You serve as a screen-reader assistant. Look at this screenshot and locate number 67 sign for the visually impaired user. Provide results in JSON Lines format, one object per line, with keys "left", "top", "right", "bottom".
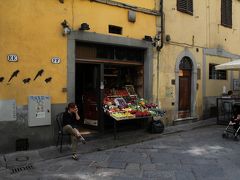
{"left": 51, "top": 57, "right": 61, "bottom": 64}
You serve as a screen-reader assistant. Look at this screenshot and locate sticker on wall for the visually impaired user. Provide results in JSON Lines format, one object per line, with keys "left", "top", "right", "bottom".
{"left": 7, "top": 54, "right": 18, "bottom": 62}
{"left": 8, "top": 70, "right": 20, "bottom": 82}
{"left": 0, "top": 77, "right": 4, "bottom": 82}
{"left": 45, "top": 77, "right": 52, "bottom": 83}
{"left": 165, "top": 86, "right": 174, "bottom": 98}
{"left": 36, "top": 112, "right": 45, "bottom": 119}
{"left": 33, "top": 69, "right": 44, "bottom": 81}
{"left": 51, "top": 57, "right": 61, "bottom": 64}
{"left": 23, "top": 78, "right": 31, "bottom": 84}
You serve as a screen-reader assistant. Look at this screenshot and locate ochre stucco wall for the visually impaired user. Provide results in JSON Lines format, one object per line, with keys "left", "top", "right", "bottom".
{"left": 163, "top": 0, "right": 208, "bottom": 48}
{"left": 164, "top": 0, "right": 240, "bottom": 54}
{"left": 152, "top": 44, "right": 203, "bottom": 122}
{"left": 205, "top": 56, "right": 231, "bottom": 97}
{"left": 156, "top": 0, "right": 240, "bottom": 120}
{"left": 208, "top": 0, "right": 240, "bottom": 53}
{"left": 0, "top": 0, "right": 157, "bottom": 105}
{"left": 115, "top": 0, "right": 155, "bottom": 9}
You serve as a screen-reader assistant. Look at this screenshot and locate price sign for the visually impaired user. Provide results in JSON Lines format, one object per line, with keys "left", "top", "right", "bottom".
{"left": 51, "top": 57, "right": 61, "bottom": 64}
{"left": 7, "top": 54, "right": 18, "bottom": 62}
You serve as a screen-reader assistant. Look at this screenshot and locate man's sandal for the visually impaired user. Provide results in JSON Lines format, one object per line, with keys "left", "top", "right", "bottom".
{"left": 76, "top": 135, "right": 86, "bottom": 144}
{"left": 80, "top": 137, "right": 86, "bottom": 144}
{"left": 72, "top": 154, "right": 78, "bottom": 160}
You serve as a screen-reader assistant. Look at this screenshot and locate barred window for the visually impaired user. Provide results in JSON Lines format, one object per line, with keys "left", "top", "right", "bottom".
{"left": 209, "top": 64, "right": 227, "bottom": 80}
{"left": 221, "top": 0, "right": 232, "bottom": 28}
{"left": 177, "top": 0, "right": 193, "bottom": 15}
{"left": 179, "top": 57, "right": 192, "bottom": 70}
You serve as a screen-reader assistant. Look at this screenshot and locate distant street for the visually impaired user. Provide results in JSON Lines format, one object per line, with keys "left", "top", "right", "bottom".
{"left": 2, "top": 125, "right": 240, "bottom": 180}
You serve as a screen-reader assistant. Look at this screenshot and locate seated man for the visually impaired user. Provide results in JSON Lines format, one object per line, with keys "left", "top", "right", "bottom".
{"left": 62, "top": 102, "right": 86, "bottom": 160}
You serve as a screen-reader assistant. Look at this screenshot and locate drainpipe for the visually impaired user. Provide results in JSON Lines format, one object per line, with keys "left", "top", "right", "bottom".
{"left": 159, "top": 0, "right": 164, "bottom": 51}
{"left": 156, "top": 0, "right": 164, "bottom": 106}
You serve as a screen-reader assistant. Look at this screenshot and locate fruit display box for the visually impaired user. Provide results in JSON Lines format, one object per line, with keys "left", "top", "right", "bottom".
{"left": 103, "top": 96, "right": 165, "bottom": 121}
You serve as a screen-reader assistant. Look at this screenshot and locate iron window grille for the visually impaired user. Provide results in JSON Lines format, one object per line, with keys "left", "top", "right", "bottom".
{"left": 179, "top": 57, "right": 193, "bottom": 70}
{"left": 209, "top": 64, "right": 227, "bottom": 80}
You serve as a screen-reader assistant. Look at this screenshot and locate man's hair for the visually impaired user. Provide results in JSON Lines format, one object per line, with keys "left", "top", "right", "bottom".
{"left": 228, "top": 90, "right": 233, "bottom": 95}
{"left": 67, "top": 102, "right": 76, "bottom": 110}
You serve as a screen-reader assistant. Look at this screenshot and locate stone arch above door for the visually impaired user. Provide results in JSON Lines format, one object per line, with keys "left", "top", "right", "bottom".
{"left": 175, "top": 49, "right": 197, "bottom": 119}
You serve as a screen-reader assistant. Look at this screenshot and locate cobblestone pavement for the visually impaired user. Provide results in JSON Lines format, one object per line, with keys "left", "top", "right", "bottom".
{"left": 1, "top": 125, "right": 240, "bottom": 180}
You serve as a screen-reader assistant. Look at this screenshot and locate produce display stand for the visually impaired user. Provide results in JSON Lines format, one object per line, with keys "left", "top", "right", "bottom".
{"left": 103, "top": 85, "right": 165, "bottom": 139}
{"left": 109, "top": 114, "right": 152, "bottom": 139}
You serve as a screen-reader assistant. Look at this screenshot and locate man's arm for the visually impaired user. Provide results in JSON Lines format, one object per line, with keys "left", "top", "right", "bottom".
{"left": 75, "top": 107, "right": 80, "bottom": 120}
{"left": 75, "top": 112, "right": 80, "bottom": 120}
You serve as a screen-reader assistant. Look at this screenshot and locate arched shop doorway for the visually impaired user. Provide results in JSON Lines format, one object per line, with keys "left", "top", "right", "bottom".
{"left": 178, "top": 57, "right": 193, "bottom": 118}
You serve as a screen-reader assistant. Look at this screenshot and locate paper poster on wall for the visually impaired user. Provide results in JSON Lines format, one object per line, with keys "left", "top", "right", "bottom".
{"left": 0, "top": 100, "right": 16, "bottom": 121}
{"left": 233, "top": 79, "right": 240, "bottom": 91}
{"left": 28, "top": 96, "right": 51, "bottom": 127}
{"left": 165, "top": 86, "right": 174, "bottom": 98}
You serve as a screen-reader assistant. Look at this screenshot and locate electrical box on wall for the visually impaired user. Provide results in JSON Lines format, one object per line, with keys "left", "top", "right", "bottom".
{"left": 128, "top": 10, "right": 136, "bottom": 23}
{"left": 28, "top": 96, "right": 51, "bottom": 127}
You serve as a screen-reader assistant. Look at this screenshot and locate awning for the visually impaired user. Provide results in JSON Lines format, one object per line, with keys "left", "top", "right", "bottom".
{"left": 215, "top": 59, "right": 240, "bottom": 70}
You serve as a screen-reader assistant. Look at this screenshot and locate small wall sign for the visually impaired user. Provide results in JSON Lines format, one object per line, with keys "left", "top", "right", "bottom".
{"left": 7, "top": 54, "right": 18, "bottom": 62}
{"left": 233, "top": 79, "right": 240, "bottom": 91}
{"left": 51, "top": 57, "right": 61, "bottom": 64}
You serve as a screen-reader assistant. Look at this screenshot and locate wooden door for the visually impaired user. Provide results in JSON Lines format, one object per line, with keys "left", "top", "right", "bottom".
{"left": 179, "top": 70, "right": 191, "bottom": 111}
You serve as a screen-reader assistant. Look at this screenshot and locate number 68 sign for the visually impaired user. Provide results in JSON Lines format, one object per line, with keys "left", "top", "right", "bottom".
{"left": 51, "top": 57, "right": 61, "bottom": 64}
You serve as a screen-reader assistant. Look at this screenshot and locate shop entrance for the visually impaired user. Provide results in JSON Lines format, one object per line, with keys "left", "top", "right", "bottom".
{"left": 75, "top": 63, "right": 102, "bottom": 130}
{"left": 178, "top": 57, "right": 193, "bottom": 118}
{"left": 75, "top": 41, "right": 145, "bottom": 133}
{"left": 75, "top": 62, "right": 144, "bottom": 132}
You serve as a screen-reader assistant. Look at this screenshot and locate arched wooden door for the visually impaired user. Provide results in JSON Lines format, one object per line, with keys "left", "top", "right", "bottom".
{"left": 179, "top": 57, "right": 192, "bottom": 118}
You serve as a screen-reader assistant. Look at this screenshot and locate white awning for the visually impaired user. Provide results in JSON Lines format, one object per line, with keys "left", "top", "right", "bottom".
{"left": 215, "top": 59, "right": 240, "bottom": 70}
